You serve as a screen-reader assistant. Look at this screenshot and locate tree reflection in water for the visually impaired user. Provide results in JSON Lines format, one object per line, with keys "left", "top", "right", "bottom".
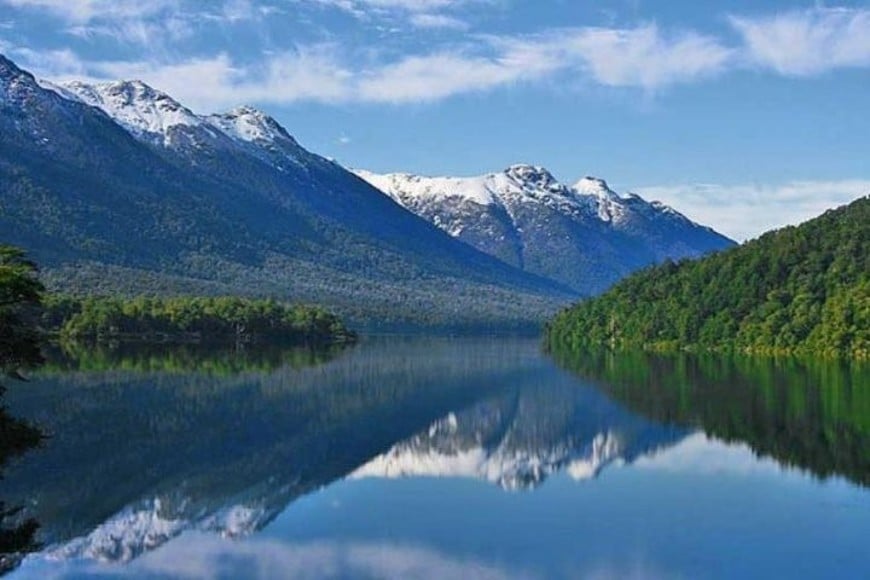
{"left": 550, "top": 346, "right": 870, "bottom": 487}
{"left": 0, "top": 245, "right": 47, "bottom": 575}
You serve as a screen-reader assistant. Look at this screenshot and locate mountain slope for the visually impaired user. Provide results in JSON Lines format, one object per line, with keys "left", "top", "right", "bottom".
{"left": 0, "top": 55, "right": 571, "bottom": 327}
{"left": 546, "top": 196, "right": 870, "bottom": 357}
{"left": 356, "top": 165, "right": 734, "bottom": 294}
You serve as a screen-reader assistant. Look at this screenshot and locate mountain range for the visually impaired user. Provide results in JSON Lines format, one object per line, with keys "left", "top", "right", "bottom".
{"left": 0, "top": 54, "right": 732, "bottom": 325}
{"left": 356, "top": 166, "right": 734, "bottom": 294}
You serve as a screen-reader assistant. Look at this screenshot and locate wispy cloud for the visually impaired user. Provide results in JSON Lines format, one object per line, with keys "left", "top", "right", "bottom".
{"left": 635, "top": 180, "right": 870, "bottom": 241}
{"left": 312, "top": 0, "right": 475, "bottom": 13}
{"left": 0, "top": 0, "right": 264, "bottom": 44}
{"left": 568, "top": 25, "right": 732, "bottom": 89}
{"left": 409, "top": 13, "right": 469, "bottom": 30}
{"left": 7, "top": 3, "right": 870, "bottom": 108}
{"left": 730, "top": 7, "right": 870, "bottom": 75}
{"left": 0, "top": 0, "right": 179, "bottom": 23}
{"left": 9, "top": 22, "right": 734, "bottom": 108}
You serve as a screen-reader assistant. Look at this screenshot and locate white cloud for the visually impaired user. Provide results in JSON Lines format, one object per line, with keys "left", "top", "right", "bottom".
{"left": 409, "top": 13, "right": 468, "bottom": 30}
{"left": 356, "top": 48, "right": 555, "bottom": 102}
{"left": 635, "top": 180, "right": 870, "bottom": 241}
{"left": 11, "top": 21, "right": 734, "bottom": 109}
{"left": 0, "top": 0, "right": 179, "bottom": 23}
{"left": 353, "top": 24, "right": 732, "bottom": 102}
{"left": 10, "top": 5, "right": 870, "bottom": 109}
{"left": 17, "top": 46, "right": 353, "bottom": 110}
{"left": 731, "top": 7, "right": 870, "bottom": 75}
{"left": 0, "top": 0, "right": 263, "bottom": 44}
{"left": 562, "top": 25, "right": 733, "bottom": 89}
{"left": 313, "top": 0, "right": 473, "bottom": 13}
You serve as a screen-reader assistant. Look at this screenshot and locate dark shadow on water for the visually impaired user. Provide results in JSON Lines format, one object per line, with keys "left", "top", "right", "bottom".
{"left": 0, "top": 318, "right": 47, "bottom": 575}
{"left": 548, "top": 346, "right": 870, "bottom": 487}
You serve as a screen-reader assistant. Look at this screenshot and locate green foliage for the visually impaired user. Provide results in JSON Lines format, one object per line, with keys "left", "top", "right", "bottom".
{"left": 547, "top": 197, "right": 870, "bottom": 358}
{"left": 41, "top": 294, "right": 357, "bottom": 344}
{"left": 0, "top": 244, "right": 44, "bottom": 573}
{"left": 0, "top": 244, "right": 45, "bottom": 380}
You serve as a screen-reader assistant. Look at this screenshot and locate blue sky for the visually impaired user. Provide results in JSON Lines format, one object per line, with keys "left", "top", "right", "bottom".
{"left": 1, "top": 0, "right": 868, "bottom": 239}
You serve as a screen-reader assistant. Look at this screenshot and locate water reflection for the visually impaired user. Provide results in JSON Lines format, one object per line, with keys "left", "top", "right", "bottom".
{"left": 1, "top": 338, "right": 556, "bottom": 563}
{"left": 550, "top": 347, "right": 870, "bottom": 487}
{"left": 0, "top": 314, "right": 46, "bottom": 575}
{"left": 351, "top": 379, "right": 686, "bottom": 490}
{"left": 2, "top": 338, "right": 868, "bottom": 578}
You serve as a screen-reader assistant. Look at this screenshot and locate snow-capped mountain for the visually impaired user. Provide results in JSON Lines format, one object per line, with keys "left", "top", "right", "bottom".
{"left": 357, "top": 165, "right": 735, "bottom": 294}
{"left": 57, "top": 80, "right": 313, "bottom": 168}
{"left": 57, "top": 80, "right": 204, "bottom": 146}
{"left": 1, "top": 54, "right": 571, "bottom": 327}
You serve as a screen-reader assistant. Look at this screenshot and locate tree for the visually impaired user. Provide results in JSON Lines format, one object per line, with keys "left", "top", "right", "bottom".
{"left": 0, "top": 244, "right": 45, "bottom": 574}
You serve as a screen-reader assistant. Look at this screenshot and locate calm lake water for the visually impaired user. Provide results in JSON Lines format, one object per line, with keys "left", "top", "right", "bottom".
{"left": 1, "top": 337, "right": 868, "bottom": 579}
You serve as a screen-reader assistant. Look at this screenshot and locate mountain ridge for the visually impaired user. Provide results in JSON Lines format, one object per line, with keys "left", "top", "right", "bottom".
{"left": 0, "top": 54, "right": 573, "bottom": 328}
{"left": 356, "top": 165, "right": 735, "bottom": 294}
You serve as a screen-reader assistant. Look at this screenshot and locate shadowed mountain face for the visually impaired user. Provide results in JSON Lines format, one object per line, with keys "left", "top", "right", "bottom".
{"left": 356, "top": 166, "right": 734, "bottom": 294}
{"left": 0, "top": 55, "right": 571, "bottom": 329}
{"left": 0, "top": 338, "right": 687, "bottom": 565}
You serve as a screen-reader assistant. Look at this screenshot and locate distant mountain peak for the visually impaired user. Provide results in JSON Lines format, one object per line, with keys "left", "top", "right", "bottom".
{"left": 504, "top": 163, "right": 557, "bottom": 183}
{"left": 60, "top": 79, "right": 201, "bottom": 143}
{"left": 357, "top": 166, "right": 734, "bottom": 294}
{"left": 0, "top": 53, "right": 40, "bottom": 100}
{"left": 572, "top": 176, "right": 619, "bottom": 199}
{"left": 0, "top": 53, "right": 22, "bottom": 78}
{"left": 207, "top": 106, "right": 298, "bottom": 146}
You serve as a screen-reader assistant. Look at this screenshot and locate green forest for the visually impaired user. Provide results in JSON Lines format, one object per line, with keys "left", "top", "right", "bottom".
{"left": 546, "top": 196, "right": 869, "bottom": 358}
{"left": 42, "top": 295, "right": 357, "bottom": 344}
{"left": 0, "top": 244, "right": 357, "bottom": 345}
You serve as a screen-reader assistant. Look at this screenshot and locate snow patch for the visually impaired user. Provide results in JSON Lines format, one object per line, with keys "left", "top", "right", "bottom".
{"left": 60, "top": 80, "right": 201, "bottom": 144}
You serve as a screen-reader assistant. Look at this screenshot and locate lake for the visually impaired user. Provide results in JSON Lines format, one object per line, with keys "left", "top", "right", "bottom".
{"left": 1, "top": 337, "right": 868, "bottom": 579}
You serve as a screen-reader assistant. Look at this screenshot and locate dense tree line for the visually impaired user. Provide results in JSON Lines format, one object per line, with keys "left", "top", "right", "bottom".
{"left": 38, "top": 261, "right": 561, "bottom": 332}
{"left": 42, "top": 295, "right": 357, "bottom": 344}
{"left": 546, "top": 196, "right": 869, "bottom": 358}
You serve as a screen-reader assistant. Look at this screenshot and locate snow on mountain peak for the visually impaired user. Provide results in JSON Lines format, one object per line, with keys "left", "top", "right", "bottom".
{"left": 573, "top": 176, "right": 619, "bottom": 199}
{"left": 355, "top": 164, "right": 579, "bottom": 211}
{"left": 0, "top": 53, "right": 44, "bottom": 104}
{"left": 0, "top": 53, "right": 20, "bottom": 81}
{"left": 60, "top": 79, "right": 201, "bottom": 143}
{"left": 504, "top": 164, "right": 560, "bottom": 188}
{"left": 354, "top": 170, "right": 501, "bottom": 206}
{"left": 206, "top": 105, "right": 298, "bottom": 146}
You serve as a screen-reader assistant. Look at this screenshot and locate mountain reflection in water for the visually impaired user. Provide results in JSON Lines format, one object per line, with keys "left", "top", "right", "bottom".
{"left": 0, "top": 337, "right": 867, "bottom": 578}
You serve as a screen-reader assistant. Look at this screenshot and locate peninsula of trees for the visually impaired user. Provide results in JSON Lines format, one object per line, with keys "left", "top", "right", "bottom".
{"left": 546, "top": 196, "right": 869, "bottom": 358}
{"left": 1, "top": 244, "right": 357, "bottom": 345}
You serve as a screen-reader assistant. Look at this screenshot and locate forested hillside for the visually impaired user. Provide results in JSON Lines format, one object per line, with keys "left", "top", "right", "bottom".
{"left": 0, "top": 54, "right": 569, "bottom": 329}
{"left": 547, "top": 196, "right": 869, "bottom": 358}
